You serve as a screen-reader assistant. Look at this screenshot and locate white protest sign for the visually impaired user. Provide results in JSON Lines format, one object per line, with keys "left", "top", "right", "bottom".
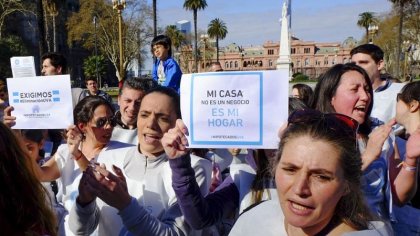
{"left": 180, "top": 70, "right": 289, "bottom": 149}
{"left": 10, "top": 56, "right": 36, "bottom": 78}
{"left": 7, "top": 75, "right": 74, "bottom": 129}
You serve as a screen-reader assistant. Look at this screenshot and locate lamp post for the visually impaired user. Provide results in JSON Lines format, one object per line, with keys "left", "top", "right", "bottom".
{"left": 112, "top": 0, "right": 126, "bottom": 85}
{"left": 200, "top": 34, "right": 208, "bottom": 72}
{"left": 368, "top": 24, "right": 379, "bottom": 44}
{"left": 93, "top": 16, "right": 99, "bottom": 87}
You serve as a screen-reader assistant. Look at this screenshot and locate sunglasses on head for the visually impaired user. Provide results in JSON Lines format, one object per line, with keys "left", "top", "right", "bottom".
{"left": 288, "top": 109, "right": 359, "bottom": 138}
{"left": 93, "top": 116, "right": 117, "bottom": 128}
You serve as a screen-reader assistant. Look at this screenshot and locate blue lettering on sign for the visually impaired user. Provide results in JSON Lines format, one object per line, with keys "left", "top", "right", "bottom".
{"left": 13, "top": 92, "right": 19, "bottom": 96}
{"left": 52, "top": 90, "right": 59, "bottom": 95}
{"left": 53, "top": 98, "right": 60, "bottom": 102}
{"left": 13, "top": 99, "right": 19, "bottom": 103}
{"left": 208, "top": 118, "right": 243, "bottom": 127}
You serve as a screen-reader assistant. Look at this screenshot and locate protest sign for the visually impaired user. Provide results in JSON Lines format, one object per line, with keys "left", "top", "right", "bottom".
{"left": 180, "top": 70, "right": 289, "bottom": 149}
{"left": 7, "top": 75, "right": 73, "bottom": 129}
{"left": 10, "top": 56, "right": 36, "bottom": 78}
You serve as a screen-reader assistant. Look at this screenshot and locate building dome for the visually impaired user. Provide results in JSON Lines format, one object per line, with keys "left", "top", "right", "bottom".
{"left": 342, "top": 37, "right": 358, "bottom": 49}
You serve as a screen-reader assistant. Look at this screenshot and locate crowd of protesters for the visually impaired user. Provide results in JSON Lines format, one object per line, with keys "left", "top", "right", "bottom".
{"left": 0, "top": 36, "right": 419, "bottom": 236}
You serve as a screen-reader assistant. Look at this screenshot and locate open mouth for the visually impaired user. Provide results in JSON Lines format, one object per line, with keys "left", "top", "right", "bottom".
{"left": 144, "top": 134, "right": 161, "bottom": 144}
{"left": 288, "top": 200, "right": 314, "bottom": 215}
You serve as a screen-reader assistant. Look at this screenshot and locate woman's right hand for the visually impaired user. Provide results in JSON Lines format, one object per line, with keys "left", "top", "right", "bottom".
{"left": 3, "top": 106, "right": 16, "bottom": 128}
{"left": 162, "top": 119, "right": 190, "bottom": 159}
{"left": 362, "top": 119, "right": 395, "bottom": 170}
{"left": 66, "top": 125, "right": 83, "bottom": 157}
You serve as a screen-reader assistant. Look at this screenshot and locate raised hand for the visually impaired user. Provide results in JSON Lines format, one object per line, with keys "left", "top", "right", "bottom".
{"left": 67, "top": 125, "right": 83, "bottom": 157}
{"left": 3, "top": 106, "right": 16, "bottom": 128}
{"left": 161, "top": 119, "right": 190, "bottom": 159}
{"left": 362, "top": 119, "right": 396, "bottom": 170}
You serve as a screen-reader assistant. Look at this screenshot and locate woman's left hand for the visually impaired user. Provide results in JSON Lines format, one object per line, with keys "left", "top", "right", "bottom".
{"left": 84, "top": 164, "right": 132, "bottom": 211}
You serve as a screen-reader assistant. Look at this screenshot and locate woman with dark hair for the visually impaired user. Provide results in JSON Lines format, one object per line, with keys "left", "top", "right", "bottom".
{"left": 3, "top": 96, "right": 133, "bottom": 235}
{"left": 291, "top": 83, "right": 313, "bottom": 106}
{"left": 0, "top": 123, "right": 57, "bottom": 235}
{"left": 310, "top": 63, "right": 418, "bottom": 226}
{"left": 230, "top": 110, "right": 389, "bottom": 235}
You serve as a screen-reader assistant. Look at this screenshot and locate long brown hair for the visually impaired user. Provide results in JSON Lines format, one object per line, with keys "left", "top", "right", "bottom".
{"left": 0, "top": 123, "right": 57, "bottom": 235}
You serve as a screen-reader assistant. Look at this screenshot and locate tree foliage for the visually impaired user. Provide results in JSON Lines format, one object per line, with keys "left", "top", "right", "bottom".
{"left": 372, "top": 0, "right": 419, "bottom": 78}
{"left": 0, "top": 35, "right": 29, "bottom": 79}
{"left": 83, "top": 55, "right": 107, "bottom": 81}
{"left": 67, "top": 0, "right": 153, "bottom": 82}
{"left": 357, "top": 12, "right": 376, "bottom": 44}
{"left": 0, "top": 0, "right": 33, "bottom": 39}
{"left": 388, "top": 0, "right": 417, "bottom": 77}
{"left": 207, "top": 18, "right": 227, "bottom": 62}
{"left": 165, "top": 25, "right": 185, "bottom": 52}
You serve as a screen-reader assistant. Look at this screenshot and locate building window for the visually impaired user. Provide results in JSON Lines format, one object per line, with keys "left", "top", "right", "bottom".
{"left": 235, "top": 61, "right": 238, "bottom": 68}
{"left": 332, "top": 58, "right": 336, "bottom": 65}
{"left": 304, "top": 58, "right": 309, "bottom": 66}
{"left": 268, "top": 49, "right": 274, "bottom": 55}
{"left": 297, "top": 60, "right": 300, "bottom": 67}
{"left": 225, "top": 61, "right": 229, "bottom": 68}
{"left": 304, "top": 48, "right": 311, "bottom": 54}
{"left": 269, "top": 60, "right": 273, "bottom": 67}
{"left": 324, "top": 58, "right": 328, "bottom": 65}
{"left": 230, "top": 61, "right": 233, "bottom": 68}
{"left": 291, "top": 48, "right": 296, "bottom": 54}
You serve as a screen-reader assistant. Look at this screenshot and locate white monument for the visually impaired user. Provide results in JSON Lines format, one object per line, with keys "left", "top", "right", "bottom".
{"left": 276, "top": 1, "right": 292, "bottom": 80}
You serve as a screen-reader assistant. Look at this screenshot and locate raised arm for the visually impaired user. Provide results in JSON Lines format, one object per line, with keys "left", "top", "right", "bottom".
{"left": 390, "top": 131, "right": 419, "bottom": 205}
{"left": 162, "top": 119, "right": 239, "bottom": 229}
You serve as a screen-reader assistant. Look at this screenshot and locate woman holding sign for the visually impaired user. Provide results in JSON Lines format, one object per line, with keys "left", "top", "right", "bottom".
{"left": 3, "top": 96, "right": 133, "bottom": 234}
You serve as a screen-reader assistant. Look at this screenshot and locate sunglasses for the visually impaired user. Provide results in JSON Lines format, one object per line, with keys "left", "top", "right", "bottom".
{"left": 93, "top": 116, "right": 117, "bottom": 128}
{"left": 288, "top": 109, "right": 359, "bottom": 138}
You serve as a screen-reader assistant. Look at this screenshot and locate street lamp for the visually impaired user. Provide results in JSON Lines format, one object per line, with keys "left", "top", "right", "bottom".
{"left": 112, "top": 0, "right": 126, "bottom": 85}
{"left": 368, "top": 24, "right": 379, "bottom": 44}
{"left": 93, "top": 16, "right": 99, "bottom": 87}
{"left": 200, "top": 34, "right": 208, "bottom": 72}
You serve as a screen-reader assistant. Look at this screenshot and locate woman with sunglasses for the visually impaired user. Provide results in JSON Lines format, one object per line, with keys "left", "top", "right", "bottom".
{"left": 311, "top": 63, "right": 418, "bottom": 227}
{"left": 4, "top": 96, "right": 133, "bottom": 235}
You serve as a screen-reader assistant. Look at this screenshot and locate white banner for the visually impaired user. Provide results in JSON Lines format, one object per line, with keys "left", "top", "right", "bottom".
{"left": 7, "top": 75, "right": 74, "bottom": 129}
{"left": 180, "top": 70, "right": 289, "bottom": 149}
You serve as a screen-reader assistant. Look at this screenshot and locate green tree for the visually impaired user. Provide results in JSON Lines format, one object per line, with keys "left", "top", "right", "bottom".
{"left": 207, "top": 18, "right": 227, "bottom": 62}
{"left": 0, "top": 35, "right": 29, "bottom": 79}
{"left": 357, "top": 12, "right": 376, "bottom": 43}
{"left": 83, "top": 55, "right": 107, "bottom": 86}
{"left": 183, "top": 0, "right": 207, "bottom": 72}
{"left": 389, "top": 0, "right": 416, "bottom": 78}
{"left": 67, "top": 0, "right": 153, "bottom": 83}
{"left": 165, "top": 25, "right": 185, "bottom": 52}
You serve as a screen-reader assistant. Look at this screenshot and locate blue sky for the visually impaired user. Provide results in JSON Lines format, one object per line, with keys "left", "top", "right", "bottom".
{"left": 150, "top": 0, "right": 393, "bottom": 46}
